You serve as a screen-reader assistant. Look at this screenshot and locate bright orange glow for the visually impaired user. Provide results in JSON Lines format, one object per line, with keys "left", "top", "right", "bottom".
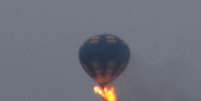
{"left": 93, "top": 84, "right": 117, "bottom": 101}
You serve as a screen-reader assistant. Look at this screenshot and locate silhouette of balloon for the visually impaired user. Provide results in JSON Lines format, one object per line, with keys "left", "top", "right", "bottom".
{"left": 79, "top": 33, "right": 130, "bottom": 85}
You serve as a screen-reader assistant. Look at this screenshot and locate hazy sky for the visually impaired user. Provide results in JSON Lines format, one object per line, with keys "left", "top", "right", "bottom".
{"left": 0, "top": 0, "right": 201, "bottom": 101}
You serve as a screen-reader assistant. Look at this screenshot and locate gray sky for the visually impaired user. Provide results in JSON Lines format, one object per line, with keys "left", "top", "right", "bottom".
{"left": 0, "top": 0, "right": 201, "bottom": 101}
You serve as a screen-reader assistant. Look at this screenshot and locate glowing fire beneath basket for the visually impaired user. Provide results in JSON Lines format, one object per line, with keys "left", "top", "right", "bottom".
{"left": 93, "top": 84, "right": 117, "bottom": 101}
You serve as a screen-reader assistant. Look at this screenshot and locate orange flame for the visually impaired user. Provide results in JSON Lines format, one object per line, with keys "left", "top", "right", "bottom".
{"left": 93, "top": 84, "right": 117, "bottom": 101}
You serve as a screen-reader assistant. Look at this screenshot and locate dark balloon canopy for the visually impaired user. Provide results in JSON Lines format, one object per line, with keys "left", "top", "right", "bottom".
{"left": 79, "top": 34, "right": 130, "bottom": 85}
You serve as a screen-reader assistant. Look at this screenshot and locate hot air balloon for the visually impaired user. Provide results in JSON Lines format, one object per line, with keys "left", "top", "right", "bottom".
{"left": 79, "top": 33, "right": 130, "bottom": 86}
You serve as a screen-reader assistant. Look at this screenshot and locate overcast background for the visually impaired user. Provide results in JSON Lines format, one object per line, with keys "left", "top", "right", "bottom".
{"left": 0, "top": 0, "right": 201, "bottom": 101}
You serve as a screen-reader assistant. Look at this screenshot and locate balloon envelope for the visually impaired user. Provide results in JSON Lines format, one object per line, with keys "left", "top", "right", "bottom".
{"left": 79, "top": 34, "right": 130, "bottom": 85}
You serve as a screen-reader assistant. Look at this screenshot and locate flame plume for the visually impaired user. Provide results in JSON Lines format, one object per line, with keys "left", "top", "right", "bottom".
{"left": 93, "top": 84, "right": 117, "bottom": 101}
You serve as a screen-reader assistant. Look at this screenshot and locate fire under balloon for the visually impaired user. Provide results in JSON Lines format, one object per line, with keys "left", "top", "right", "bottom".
{"left": 93, "top": 84, "right": 117, "bottom": 101}
{"left": 79, "top": 33, "right": 130, "bottom": 101}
